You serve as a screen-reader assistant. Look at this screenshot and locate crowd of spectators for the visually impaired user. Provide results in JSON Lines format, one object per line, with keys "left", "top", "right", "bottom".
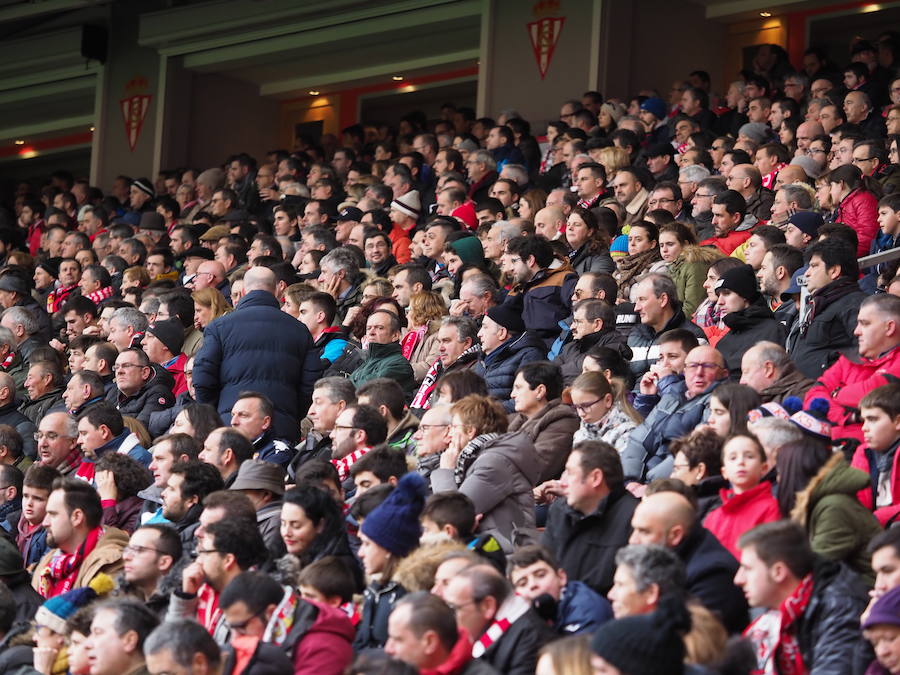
{"left": 4, "top": 35, "right": 900, "bottom": 675}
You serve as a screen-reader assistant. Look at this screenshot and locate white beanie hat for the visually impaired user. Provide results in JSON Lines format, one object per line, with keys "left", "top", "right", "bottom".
{"left": 391, "top": 190, "right": 421, "bottom": 219}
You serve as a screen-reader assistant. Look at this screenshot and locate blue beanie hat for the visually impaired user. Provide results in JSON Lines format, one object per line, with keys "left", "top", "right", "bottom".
{"left": 360, "top": 472, "right": 427, "bottom": 557}
{"left": 640, "top": 97, "right": 667, "bottom": 121}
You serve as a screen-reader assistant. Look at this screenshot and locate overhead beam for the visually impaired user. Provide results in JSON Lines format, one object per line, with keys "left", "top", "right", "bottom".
{"left": 702, "top": 0, "right": 812, "bottom": 19}
{"left": 0, "top": 0, "right": 104, "bottom": 23}
{"left": 0, "top": 75, "right": 95, "bottom": 106}
{"left": 0, "top": 115, "right": 94, "bottom": 142}
{"left": 0, "top": 64, "right": 100, "bottom": 93}
{"left": 260, "top": 49, "right": 479, "bottom": 96}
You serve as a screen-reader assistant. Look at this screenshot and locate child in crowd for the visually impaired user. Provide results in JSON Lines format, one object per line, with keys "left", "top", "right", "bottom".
{"left": 705, "top": 383, "right": 761, "bottom": 439}
{"left": 17, "top": 464, "right": 59, "bottom": 569}
{"left": 853, "top": 383, "right": 900, "bottom": 526}
{"left": 507, "top": 544, "right": 612, "bottom": 635}
{"left": 297, "top": 555, "right": 361, "bottom": 625}
{"left": 703, "top": 434, "right": 780, "bottom": 558}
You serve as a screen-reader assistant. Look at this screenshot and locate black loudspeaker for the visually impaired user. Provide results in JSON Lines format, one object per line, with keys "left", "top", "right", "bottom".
{"left": 81, "top": 25, "right": 108, "bottom": 64}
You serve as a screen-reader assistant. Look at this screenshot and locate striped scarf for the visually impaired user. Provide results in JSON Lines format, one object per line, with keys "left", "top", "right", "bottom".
{"left": 38, "top": 526, "right": 102, "bottom": 598}
{"left": 46, "top": 285, "right": 78, "bottom": 313}
{"left": 84, "top": 285, "right": 114, "bottom": 305}
{"left": 0, "top": 350, "right": 15, "bottom": 370}
{"left": 332, "top": 446, "right": 371, "bottom": 482}
{"left": 471, "top": 594, "right": 530, "bottom": 658}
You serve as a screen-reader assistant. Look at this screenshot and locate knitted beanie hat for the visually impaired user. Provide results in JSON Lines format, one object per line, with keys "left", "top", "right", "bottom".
{"left": 449, "top": 236, "right": 485, "bottom": 267}
{"left": 131, "top": 177, "right": 155, "bottom": 199}
{"left": 35, "top": 573, "right": 114, "bottom": 634}
{"left": 863, "top": 585, "right": 900, "bottom": 629}
{"left": 739, "top": 122, "right": 770, "bottom": 144}
{"left": 784, "top": 397, "right": 832, "bottom": 441}
{"left": 640, "top": 97, "right": 667, "bottom": 121}
{"left": 147, "top": 318, "right": 185, "bottom": 356}
{"left": 715, "top": 263, "right": 761, "bottom": 303}
{"left": 361, "top": 472, "right": 427, "bottom": 557}
{"left": 591, "top": 596, "right": 690, "bottom": 675}
{"left": 391, "top": 190, "right": 421, "bottom": 220}
{"left": 486, "top": 302, "right": 526, "bottom": 334}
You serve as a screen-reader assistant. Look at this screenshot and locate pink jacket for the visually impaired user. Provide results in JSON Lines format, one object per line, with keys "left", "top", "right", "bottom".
{"left": 804, "top": 345, "right": 900, "bottom": 442}
{"left": 851, "top": 442, "right": 900, "bottom": 526}
{"left": 834, "top": 188, "right": 879, "bottom": 257}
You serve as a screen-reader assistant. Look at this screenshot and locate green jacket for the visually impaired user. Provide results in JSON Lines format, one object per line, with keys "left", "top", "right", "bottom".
{"left": 668, "top": 246, "right": 723, "bottom": 318}
{"left": 791, "top": 453, "right": 881, "bottom": 586}
{"left": 350, "top": 342, "right": 415, "bottom": 397}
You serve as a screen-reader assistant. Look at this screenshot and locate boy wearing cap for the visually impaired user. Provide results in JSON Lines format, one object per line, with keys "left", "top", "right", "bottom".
{"left": 714, "top": 264, "right": 786, "bottom": 378}
{"left": 142, "top": 319, "right": 188, "bottom": 397}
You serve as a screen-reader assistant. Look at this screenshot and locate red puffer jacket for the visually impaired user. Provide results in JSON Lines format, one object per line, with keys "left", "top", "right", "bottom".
{"left": 851, "top": 442, "right": 900, "bottom": 526}
{"left": 804, "top": 345, "right": 900, "bottom": 441}
{"left": 834, "top": 188, "right": 879, "bottom": 257}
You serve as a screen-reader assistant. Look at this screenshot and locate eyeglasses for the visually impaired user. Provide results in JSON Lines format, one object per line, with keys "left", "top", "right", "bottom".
{"left": 852, "top": 156, "right": 877, "bottom": 163}
{"left": 332, "top": 425, "right": 357, "bottom": 431}
{"left": 113, "top": 363, "right": 142, "bottom": 371}
{"left": 647, "top": 198, "right": 676, "bottom": 206}
{"left": 693, "top": 193, "right": 715, "bottom": 199}
{"left": 806, "top": 148, "right": 827, "bottom": 155}
{"left": 225, "top": 607, "right": 266, "bottom": 634}
{"left": 419, "top": 424, "right": 449, "bottom": 431}
{"left": 572, "top": 398, "right": 603, "bottom": 413}
{"left": 445, "top": 599, "right": 478, "bottom": 613}
{"left": 684, "top": 362, "right": 721, "bottom": 372}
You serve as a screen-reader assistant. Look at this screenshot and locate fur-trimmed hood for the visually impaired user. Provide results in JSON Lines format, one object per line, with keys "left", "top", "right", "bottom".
{"left": 791, "top": 452, "right": 869, "bottom": 526}
{"left": 393, "top": 541, "right": 467, "bottom": 592}
{"left": 678, "top": 244, "right": 725, "bottom": 265}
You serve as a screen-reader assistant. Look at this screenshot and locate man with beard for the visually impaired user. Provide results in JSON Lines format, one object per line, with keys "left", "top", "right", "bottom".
{"left": 329, "top": 404, "right": 387, "bottom": 493}
{"left": 160, "top": 460, "right": 223, "bottom": 552}
{"left": 31, "top": 477, "right": 128, "bottom": 598}
{"left": 689, "top": 177, "right": 727, "bottom": 241}
{"left": 118, "top": 524, "right": 182, "bottom": 618}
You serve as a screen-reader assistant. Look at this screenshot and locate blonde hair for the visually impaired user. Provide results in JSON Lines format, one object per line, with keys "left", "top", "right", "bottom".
{"left": 570, "top": 370, "right": 642, "bottom": 424}
{"left": 408, "top": 291, "right": 447, "bottom": 327}
{"left": 363, "top": 277, "right": 393, "bottom": 298}
{"left": 123, "top": 266, "right": 151, "bottom": 287}
{"left": 596, "top": 146, "right": 631, "bottom": 179}
{"left": 283, "top": 282, "right": 317, "bottom": 308}
{"left": 537, "top": 635, "right": 593, "bottom": 675}
{"left": 684, "top": 602, "right": 728, "bottom": 666}
{"left": 122, "top": 416, "right": 152, "bottom": 448}
{"left": 191, "top": 287, "right": 230, "bottom": 320}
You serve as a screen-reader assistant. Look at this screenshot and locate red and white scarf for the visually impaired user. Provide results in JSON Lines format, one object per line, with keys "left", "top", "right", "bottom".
{"left": 401, "top": 325, "right": 428, "bottom": 361}
{"left": 47, "top": 284, "right": 78, "bottom": 313}
{"left": 332, "top": 446, "right": 371, "bottom": 482}
{"left": 743, "top": 573, "right": 813, "bottom": 675}
{"left": 761, "top": 163, "right": 787, "bottom": 191}
{"left": 0, "top": 351, "right": 15, "bottom": 370}
{"left": 84, "top": 285, "right": 114, "bottom": 305}
{"left": 471, "top": 594, "right": 530, "bottom": 658}
{"left": 411, "top": 359, "right": 443, "bottom": 410}
{"left": 38, "top": 526, "right": 102, "bottom": 598}
{"left": 196, "top": 583, "right": 222, "bottom": 634}
{"left": 262, "top": 586, "right": 300, "bottom": 645}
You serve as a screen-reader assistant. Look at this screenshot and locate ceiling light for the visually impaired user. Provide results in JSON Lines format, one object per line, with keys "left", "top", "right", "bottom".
{"left": 308, "top": 90, "right": 320, "bottom": 96}
{"left": 14, "top": 140, "right": 24, "bottom": 145}
{"left": 392, "top": 75, "right": 404, "bottom": 81}
{"left": 759, "top": 11, "right": 772, "bottom": 17}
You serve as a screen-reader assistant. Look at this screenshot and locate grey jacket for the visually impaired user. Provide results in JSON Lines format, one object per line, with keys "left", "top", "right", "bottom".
{"left": 430, "top": 431, "right": 540, "bottom": 548}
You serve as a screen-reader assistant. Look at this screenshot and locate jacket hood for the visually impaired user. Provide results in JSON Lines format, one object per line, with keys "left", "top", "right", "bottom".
{"left": 722, "top": 297, "right": 775, "bottom": 331}
{"left": 485, "top": 431, "right": 541, "bottom": 485}
{"left": 679, "top": 245, "right": 724, "bottom": 265}
{"left": 505, "top": 331, "right": 548, "bottom": 356}
{"left": 791, "top": 453, "right": 870, "bottom": 525}
{"left": 306, "top": 597, "right": 356, "bottom": 642}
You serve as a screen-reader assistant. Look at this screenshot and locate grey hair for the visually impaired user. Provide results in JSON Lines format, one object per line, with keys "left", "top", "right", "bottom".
{"left": 638, "top": 272, "right": 678, "bottom": 306}
{"left": 491, "top": 220, "right": 521, "bottom": 244}
{"left": 144, "top": 620, "right": 220, "bottom": 670}
{"left": 809, "top": 97, "right": 832, "bottom": 111}
{"left": 614, "top": 544, "right": 686, "bottom": 595}
{"left": 780, "top": 183, "right": 815, "bottom": 210}
{"left": 748, "top": 341, "right": 791, "bottom": 372}
{"left": 461, "top": 274, "right": 498, "bottom": 299}
{"left": 320, "top": 248, "right": 362, "bottom": 284}
{"left": 748, "top": 417, "right": 803, "bottom": 452}
{"left": 862, "top": 292, "right": 900, "bottom": 319}
{"left": 111, "top": 307, "right": 149, "bottom": 333}
{"left": 785, "top": 72, "right": 809, "bottom": 88}
{"left": 139, "top": 297, "right": 161, "bottom": 316}
{"left": 313, "top": 376, "right": 357, "bottom": 405}
{"left": 680, "top": 164, "right": 711, "bottom": 184}
{"left": 501, "top": 164, "right": 528, "bottom": 186}
{"left": 1, "top": 307, "right": 38, "bottom": 337}
{"left": 441, "top": 315, "right": 479, "bottom": 344}
{"left": 472, "top": 150, "right": 497, "bottom": 171}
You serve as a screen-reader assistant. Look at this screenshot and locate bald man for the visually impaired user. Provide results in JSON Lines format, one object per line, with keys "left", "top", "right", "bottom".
{"left": 192, "top": 262, "right": 321, "bottom": 444}
{"left": 795, "top": 121, "right": 824, "bottom": 156}
{"left": 192, "top": 260, "right": 229, "bottom": 297}
{"left": 533, "top": 207, "right": 564, "bottom": 241}
{"left": 727, "top": 164, "right": 774, "bottom": 223}
{"left": 622, "top": 346, "right": 727, "bottom": 483}
{"left": 629, "top": 491, "right": 749, "bottom": 632}
{"left": 773, "top": 164, "right": 808, "bottom": 191}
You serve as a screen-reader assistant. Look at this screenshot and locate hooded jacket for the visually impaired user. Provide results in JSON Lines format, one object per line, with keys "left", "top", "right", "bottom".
{"left": 852, "top": 440, "right": 900, "bottom": 527}
{"left": 541, "top": 486, "right": 638, "bottom": 596}
{"left": 789, "top": 277, "right": 867, "bottom": 379}
{"left": 555, "top": 327, "right": 632, "bottom": 385}
{"left": 474, "top": 332, "right": 547, "bottom": 411}
{"left": 408, "top": 319, "right": 442, "bottom": 383}
{"left": 31, "top": 526, "right": 128, "bottom": 595}
{"left": 791, "top": 453, "right": 882, "bottom": 585}
{"left": 508, "top": 263, "right": 578, "bottom": 346}
{"left": 507, "top": 399, "right": 580, "bottom": 483}
{"left": 349, "top": 341, "right": 415, "bottom": 397}
{"left": 430, "top": 431, "right": 540, "bottom": 547}
{"left": 745, "top": 187, "right": 775, "bottom": 223}
{"left": 193, "top": 291, "right": 322, "bottom": 443}
{"left": 277, "top": 596, "right": 355, "bottom": 675}
{"left": 569, "top": 245, "right": 615, "bottom": 275}
{"left": 717, "top": 298, "right": 787, "bottom": 378}
{"left": 668, "top": 245, "right": 723, "bottom": 317}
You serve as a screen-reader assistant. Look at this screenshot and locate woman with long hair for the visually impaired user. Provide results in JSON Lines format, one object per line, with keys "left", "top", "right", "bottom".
{"left": 828, "top": 163, "right": 882, "bottom": 257}
{"left": 566, "top": 207, "right": 615, "bottom": 274}
{"left": 402, "top": 291, "right": 446, "bottom": 383}
{"left": 660, "top": 222, "right": 723, "bottom": 317}
{"left": 191, "top": 287, "right": 230, "bottom": 330}
{"left": 518, "top": 188, "right": 548, "bottom": 221}
{"left": 705, "top": 383, "right": 761, "bottom": 439}
{"left": 777, "top": 440, "right": 881, "bottom": 583}
{"left": 614, "top": 221, "right": 664, "bottom": 302}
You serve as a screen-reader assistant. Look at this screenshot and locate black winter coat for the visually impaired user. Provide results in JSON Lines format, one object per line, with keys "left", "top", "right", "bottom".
{"left": 480, "top": 606, "right": 555, "bottom": 675}
{"left": 542, "top": 486, "right": 638, "bottom": 596}
{"left": 0, "top": 402, "right": 36, "bottom": 459}
{"left": 193, "top": 291, "right": 322, "bottom": 443}
{"left": 788, "top": 278, "right": 867, "bottom": 379}
{"left": 675, "top": 523, "right": 748, "bottom": 634}
{"left": 474, "top": 332, "right": 546, "bottom": 411}
{"left": 555, "top": 327, "right": 632, "bottom": 385}
{"left": 352, "top": 579, "right": 406, "bottom": 651}
{"left": 105, "top": 368, "right": 175, "bottom": 429}
{"left": 627, "top": 307, "right": 706, "bottom": 381}
{"left": 718, "top": 299, "right": 787, "bottom": 378}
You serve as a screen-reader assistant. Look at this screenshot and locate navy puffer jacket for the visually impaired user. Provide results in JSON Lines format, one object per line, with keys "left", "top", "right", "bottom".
{"left": 475, "top": 331, "right": 547, "bottom": 411}
{"left": 192, "top": 291, "right": 322, "bottom": 442}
